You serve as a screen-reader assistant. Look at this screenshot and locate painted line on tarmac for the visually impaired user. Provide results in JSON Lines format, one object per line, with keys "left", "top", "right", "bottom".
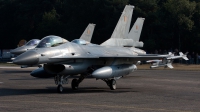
{"left": 1, "top": 100, "right": 191, "bottom": 112}
{"left": 0, "top": 82, "right": 3, "bottom": 84}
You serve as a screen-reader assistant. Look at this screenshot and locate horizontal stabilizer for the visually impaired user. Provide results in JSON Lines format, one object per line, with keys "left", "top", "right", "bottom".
{"left": 100, "top": 38, "right": 143, "bottom": 47}
{"left": 133, "top": 41, "right": 144, "bottom": 47}
{"left": 101, "top": 39, "right": 133, "bottom": 47}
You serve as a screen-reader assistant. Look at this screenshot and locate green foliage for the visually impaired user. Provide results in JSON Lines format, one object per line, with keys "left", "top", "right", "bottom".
{"left": 43, "top": 8, "right": 58, "bottom": 21}
{"left": 0, "top": 0, "right": 200, "bottom": 53}
{"left": 35, "top": 8, "right": 63, "bottom": 37}
{"left": 164, "top": 0, "right": 196, "bottom": 30}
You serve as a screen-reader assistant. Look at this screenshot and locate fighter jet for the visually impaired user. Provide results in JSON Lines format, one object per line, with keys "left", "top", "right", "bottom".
{"left": 13, "top": 5, "right": 188, "bottom": 93}
{"left": 10, "top": 23, "right": 95, "bottom": 68}
{"left": 10, "top": 39, "right": 40, "bottom": 55}
{"left": 10, "top": 23, "right": 95, "bottom": 56}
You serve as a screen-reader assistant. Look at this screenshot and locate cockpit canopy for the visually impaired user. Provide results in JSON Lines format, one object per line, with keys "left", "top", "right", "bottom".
{"left": 36, "top": 35, "right": 68, "bottom": 48}
{"left": 26, "top": 39, "right": 40, "bottom": 46}
{"left": 71, "top": 39, "right": 89, "bottom": 45}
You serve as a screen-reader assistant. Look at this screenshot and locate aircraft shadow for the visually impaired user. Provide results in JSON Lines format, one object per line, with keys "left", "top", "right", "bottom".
{"left": 3, "top": 70, "right": 32, "bottom": 74}
{"left": 0, "top": 87, "right": 139, "bottom": 96}
{"left": 55, "top": 87, "right": 139, "bottom": 94}
{"left": 9, "top": 78, "right": 40, "bottom": 80}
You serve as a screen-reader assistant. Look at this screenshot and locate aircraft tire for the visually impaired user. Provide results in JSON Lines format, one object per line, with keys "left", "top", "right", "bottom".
{"left": 57, "top": 84, "right": 63, "bottom": 93}
{"left": 71, "top": 79, "right": 78, "bottom": 90}
{"left": 109, "top": 79, "right": 116, "bottom": 90}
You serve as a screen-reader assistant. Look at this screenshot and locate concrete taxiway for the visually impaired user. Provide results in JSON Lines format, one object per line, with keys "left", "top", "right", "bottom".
{"left": 0, "top": 67, "right": 200, "bottom": 112}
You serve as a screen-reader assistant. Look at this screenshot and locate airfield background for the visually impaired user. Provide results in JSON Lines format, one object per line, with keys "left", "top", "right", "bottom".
{"left": 0, "top": 0, "right": 199, "bottom": 53}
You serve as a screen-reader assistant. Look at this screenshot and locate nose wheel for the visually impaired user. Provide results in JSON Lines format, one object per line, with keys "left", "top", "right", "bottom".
{"left": 54, "top": 75, "right": 69, "bottom": 93}
{"left": 57, "top": 84, "right": 63, "bottom": 93}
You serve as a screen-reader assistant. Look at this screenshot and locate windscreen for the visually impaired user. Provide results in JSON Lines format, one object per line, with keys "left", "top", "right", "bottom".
{"left": 36, "top": 36, "right": 67, "bottom": 48}
{"left": 26, "top": 39, "right": 40, "bottom": 46}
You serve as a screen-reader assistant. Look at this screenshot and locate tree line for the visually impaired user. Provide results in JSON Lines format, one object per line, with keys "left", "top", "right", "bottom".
{"left": 0, "top": 0, "right": 199, "bottom": 53}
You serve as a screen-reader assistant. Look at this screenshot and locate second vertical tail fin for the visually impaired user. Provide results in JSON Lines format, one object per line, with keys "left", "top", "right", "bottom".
{"left": 128, "top": 18, "right": 145, "bottom": 41}
{"left": 80, "top": 23, "right": 96, "bottom": 42}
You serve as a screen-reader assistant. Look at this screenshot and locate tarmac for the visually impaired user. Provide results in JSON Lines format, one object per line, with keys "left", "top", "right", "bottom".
{"left": 0, "top": 67, "right": 200, "bottom": 112}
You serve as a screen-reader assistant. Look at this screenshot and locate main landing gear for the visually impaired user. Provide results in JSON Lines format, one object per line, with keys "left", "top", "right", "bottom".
{"left": 54, "top": 75, "right": 69, "bottom": 93}
{"left": 54, "top": 74, "right": 87, "bottom": 93}
{"left": 102, "top": 79, "right": 117, "bottom": 90}
{"left": 71, "top": 74, "right": 87, "bottom": 90}
{"left": 71, "top": 79, "right": 78, "bottom": 90}
{"left": 54, "top": 74, "right": 117, "bottom": 92}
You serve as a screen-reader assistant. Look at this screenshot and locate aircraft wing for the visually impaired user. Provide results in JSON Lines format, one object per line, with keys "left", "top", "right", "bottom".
{"left": 49, "top": 48, "right": 187, "bottom": 62}
{"left": 49, "top": 53, "right": 172, "bottom": 61}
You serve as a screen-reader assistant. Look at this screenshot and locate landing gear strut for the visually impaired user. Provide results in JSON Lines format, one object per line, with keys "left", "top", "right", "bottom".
{"left": 71, "top": 74, "right": 88, "bottom": 90}
{"left": 71, "top": 79, "right": 78, "bottom": 90}
{"left": 103, "top": 79, "right": 117, "bottom": 90}
{"left": 54, "top": 75, "right": 69, "bottom": 93}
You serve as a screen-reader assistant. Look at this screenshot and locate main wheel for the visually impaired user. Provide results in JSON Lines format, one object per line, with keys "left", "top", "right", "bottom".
{"left": 71, "top": 79, "right": 79, "bottom": 90}
{"left": 57, "top": 84, "right": 63, "bottom": 93}
{"left": 109, "top": 79, "right": 116, "bottom": 90}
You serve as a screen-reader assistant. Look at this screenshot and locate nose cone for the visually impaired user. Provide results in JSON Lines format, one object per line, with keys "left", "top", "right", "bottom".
{"left": 13, "top": 51, "right": 39, "bottom": 65}
{"left": 10, "top": 47, "right": 27, "bottom": 55}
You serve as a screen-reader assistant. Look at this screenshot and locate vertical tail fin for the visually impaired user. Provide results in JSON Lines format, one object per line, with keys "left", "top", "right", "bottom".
{"left": 128, "top": 18, "right": 145, "bottom": 41}
{"left": 101, "top": 5, "right": 134, "bottom": 46}
{"left": 80, "top": 23, "right": 96, "bottom": 42}
{"left": 110, "top": 5, "right": 134, "bottom": 39}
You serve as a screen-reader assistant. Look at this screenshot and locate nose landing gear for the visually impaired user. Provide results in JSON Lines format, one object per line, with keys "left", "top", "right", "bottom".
{"left": 57, "top": 84, "right": 63, "bottom": 93}
{"left": 54, "top": 75, "right": 69, "bottom": 93}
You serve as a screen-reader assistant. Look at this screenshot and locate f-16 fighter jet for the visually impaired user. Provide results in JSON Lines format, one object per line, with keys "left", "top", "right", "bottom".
{"left": 13, "top": 5, "right": 188, "bottom": 93}
{"left": 10, "top": 23, "right": 95, "bottom": 55}
{"left": 11, "top": 23, "right": 95, "bottom": 68}
{"left": 10, "top": 39, "right": 40, "bottom": 55}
